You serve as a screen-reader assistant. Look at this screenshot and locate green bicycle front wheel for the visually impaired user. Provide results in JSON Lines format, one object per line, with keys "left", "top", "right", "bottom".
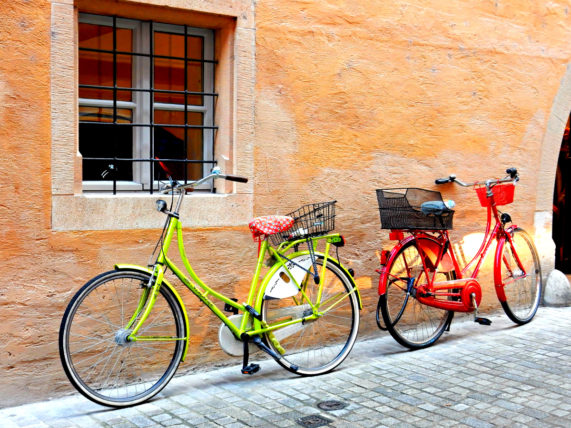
{"left": 261, "top": 257, "right": 359, "bottom": 376}
{"left": 59, "top": 270, "right": 186, "bottom": 407}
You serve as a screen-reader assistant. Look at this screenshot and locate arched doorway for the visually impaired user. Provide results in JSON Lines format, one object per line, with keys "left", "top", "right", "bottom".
{"left": 534, "top": 63, "right": 571, "bottom": 279}
{"left": 553, "top": 115, "right": 571, "bottom": 273}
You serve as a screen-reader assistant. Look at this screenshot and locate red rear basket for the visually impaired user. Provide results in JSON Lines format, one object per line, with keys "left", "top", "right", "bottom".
{"left": 475, "top": 183, "right": 515, "bottom": 207}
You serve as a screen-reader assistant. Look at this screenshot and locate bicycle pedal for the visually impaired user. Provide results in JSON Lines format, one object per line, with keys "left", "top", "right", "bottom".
{"left": 474, "top": 317, "right": 492, "bottom": 326}
{"left": 241, "top": 363, "right": 260, "bottom": 375}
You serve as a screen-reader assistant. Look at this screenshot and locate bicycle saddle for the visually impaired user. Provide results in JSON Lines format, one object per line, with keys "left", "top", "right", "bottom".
{"left": 248, "top": 215, "right": 294, "bottom": 240}
{"left": 420, "top": 200, "right": 455, "bottom": 216}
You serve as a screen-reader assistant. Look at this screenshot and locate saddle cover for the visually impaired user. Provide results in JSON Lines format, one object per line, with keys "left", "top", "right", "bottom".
{"left": 248, "top": 215, "right": 294, "bottom": 241}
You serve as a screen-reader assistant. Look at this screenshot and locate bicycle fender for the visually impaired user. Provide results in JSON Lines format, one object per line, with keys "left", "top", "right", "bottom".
{"left": 114, "top": 264, "right": 191, "bottom": 361}
{"left": 255, "top": 251, "right": 363, "bottom": 313}
{"left": 378, "top": 241, "right": 405, "bottom": 296}
{"left": 378, "top": 235, "right": 454, "bottom": 295}
{"left": 493, "top": 236, "right": 508, "bottom": 302}
{"left": 493, "top": 226, "right": 521, "bottom": 303}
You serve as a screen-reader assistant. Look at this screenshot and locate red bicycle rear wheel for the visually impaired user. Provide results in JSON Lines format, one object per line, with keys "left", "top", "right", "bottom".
{"left": 379, "top": 239, "right": 454, "bottom": 349}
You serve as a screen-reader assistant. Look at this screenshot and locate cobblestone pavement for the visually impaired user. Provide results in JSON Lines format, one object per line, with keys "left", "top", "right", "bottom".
{"left": 2, "top": 306, "right": 570, "bottom": 428}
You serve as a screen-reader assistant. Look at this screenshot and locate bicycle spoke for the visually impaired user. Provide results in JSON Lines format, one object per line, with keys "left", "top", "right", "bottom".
{"left": 499, "top": 229, "right": 541, "bottom": 324}
{"left": 262, "top": 257, "right": 358, "bottom": 375}
{"left": 60, "top": 271, "right": 185, "bottom": 406}
{"left": 380, "top": 240, "right": 453, "bottom": 349}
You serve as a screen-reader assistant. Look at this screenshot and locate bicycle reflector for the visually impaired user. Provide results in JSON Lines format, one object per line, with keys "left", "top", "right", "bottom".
{"left": 332, "top": 235, "right": 345, "bottom": 247}
{"left": 376, "top": 250, "right": 390, "bottom": 265}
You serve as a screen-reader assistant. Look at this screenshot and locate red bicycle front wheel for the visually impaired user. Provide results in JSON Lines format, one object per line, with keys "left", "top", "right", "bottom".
{"left": 496, "top": 228, "right": 542, "bottom": 324}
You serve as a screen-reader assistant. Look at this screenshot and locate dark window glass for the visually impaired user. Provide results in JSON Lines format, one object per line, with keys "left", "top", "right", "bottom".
{"left": 78, "top": 15, "right": 214, "bottom": 191}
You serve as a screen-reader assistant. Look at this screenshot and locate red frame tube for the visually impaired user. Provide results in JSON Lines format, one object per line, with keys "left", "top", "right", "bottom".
{"left": 378, "top": 186, "right": 521, "bottom": 312}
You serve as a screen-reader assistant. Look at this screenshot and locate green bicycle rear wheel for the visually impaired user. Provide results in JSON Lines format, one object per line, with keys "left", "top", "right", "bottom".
{"left": 261, "top": 257, "right": 359, "bottom": 376}
{"left": 59, "top": 269, "right": 186, "bottom": 407}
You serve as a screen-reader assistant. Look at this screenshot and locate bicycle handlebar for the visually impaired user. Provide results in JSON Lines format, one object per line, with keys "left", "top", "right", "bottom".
{"left": 224, "top": 175, "right": 249, "bottom": 183}
{"left": 435, "top": 168, "right": 519, "bottom": 188}
{"left": 160, "top": 167, "right": 248, "bottom": 194}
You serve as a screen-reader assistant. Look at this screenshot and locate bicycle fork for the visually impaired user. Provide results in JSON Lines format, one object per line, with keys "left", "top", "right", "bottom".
{"left": 126, "top": 265, "right": 167, "bottom": 339}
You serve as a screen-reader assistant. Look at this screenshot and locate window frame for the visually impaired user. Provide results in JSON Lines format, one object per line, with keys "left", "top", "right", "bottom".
{"left": 78, "top": 13, "right": 216, "bottom": 192}
{"left": 50, "top": 2, "right": 254, "bottom": 231}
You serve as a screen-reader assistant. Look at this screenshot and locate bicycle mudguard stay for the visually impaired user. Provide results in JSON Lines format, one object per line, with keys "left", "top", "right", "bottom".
{"left": 378, "top": 233, "right": 455, "bottom": 295}
{"left": 112, "top": 264, "right": 192, "bottom": 361}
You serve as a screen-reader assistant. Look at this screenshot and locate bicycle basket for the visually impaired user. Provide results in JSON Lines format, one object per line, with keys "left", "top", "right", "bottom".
{"left": 376, "top": 188, "right": 454, "bottom": 230}
{"left": 475, "top": 183, "right": 514, "bottom": 207}
{"left": 268, "top": 201, "right": 336, "bottom": 246}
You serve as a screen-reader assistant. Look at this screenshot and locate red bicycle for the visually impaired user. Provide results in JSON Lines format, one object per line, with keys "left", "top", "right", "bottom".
{"left": 375, "top": 168, "right": 542, "bottom": 349}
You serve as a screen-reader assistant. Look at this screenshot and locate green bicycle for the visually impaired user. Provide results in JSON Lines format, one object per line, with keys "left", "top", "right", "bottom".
{"left": 59, "top": 168, "right": 361, "bottom": 407}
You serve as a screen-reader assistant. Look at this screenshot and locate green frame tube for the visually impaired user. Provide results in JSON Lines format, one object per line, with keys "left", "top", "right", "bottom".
{"left": 122, "top": 213, "right": 362, "bottom": 360}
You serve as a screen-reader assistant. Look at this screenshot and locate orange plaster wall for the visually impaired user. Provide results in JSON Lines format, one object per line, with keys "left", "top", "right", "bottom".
{"left": 1, "top": 0, "right": 571, "bottom": 407}
{"left": 0, "top": 0, "right": 55, "bottom": 405}
{"left": 253, "top": 0, "right": 571, "bottom": 328}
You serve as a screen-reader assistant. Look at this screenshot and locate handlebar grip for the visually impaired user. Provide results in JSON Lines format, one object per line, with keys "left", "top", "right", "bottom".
{"left": 225, "top": 175, "right": 248, "bottom": 183}
{"left": 506, "top": 167, "right": 518, "bottom": 179}
{"left": 435, "top": 178, "right": 451, "bottom": 185}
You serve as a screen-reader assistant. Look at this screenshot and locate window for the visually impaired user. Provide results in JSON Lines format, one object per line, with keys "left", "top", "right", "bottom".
{"left": 51, "top": 3, "right": 253, "bottom": 231}
{"left": 78, "top": 13, "right": 215, "bottom": 192}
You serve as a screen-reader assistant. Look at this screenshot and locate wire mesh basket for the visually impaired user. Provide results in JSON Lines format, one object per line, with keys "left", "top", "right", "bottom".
{"left": 475, "top": 183, "right": 515, "bottom": 207}
{"left": 376, "top": 188, "right": 454, "bottom": 230}
{"left": 269, "top": 201, "right": 336, "bottom": 246}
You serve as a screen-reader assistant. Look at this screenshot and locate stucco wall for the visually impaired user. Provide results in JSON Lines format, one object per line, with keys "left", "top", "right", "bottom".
{"left": 1, "top": 0, "right": 570, "bottom": 407}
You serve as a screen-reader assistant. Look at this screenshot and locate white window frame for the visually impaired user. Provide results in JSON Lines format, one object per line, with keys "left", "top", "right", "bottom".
{"left": 79, "top": 13, "right": 215, "bottom": 192}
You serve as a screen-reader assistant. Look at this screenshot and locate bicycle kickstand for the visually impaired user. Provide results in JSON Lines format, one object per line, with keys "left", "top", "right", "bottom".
{"left": 240, "top": 336, "right": 260, "bottom": 375}
{"left": 471, "top": 293, "right": 492, "bottom": 326}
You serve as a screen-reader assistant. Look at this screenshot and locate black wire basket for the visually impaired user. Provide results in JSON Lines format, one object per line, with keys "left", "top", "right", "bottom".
{"left": 269, "top": 201, "right": 336, "bottom": 246}
{"left": 376, "top": 188, "right": 454, "bottom": 230}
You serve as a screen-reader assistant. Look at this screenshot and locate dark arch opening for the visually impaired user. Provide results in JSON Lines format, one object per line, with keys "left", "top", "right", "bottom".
{"left": 553, "top": 114, "right": 571, "bottom": 273}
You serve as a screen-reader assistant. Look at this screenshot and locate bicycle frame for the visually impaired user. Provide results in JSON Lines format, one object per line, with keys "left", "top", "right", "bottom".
{"left": 379, "top": 185, "right": 525, "bottom": 312}
{"left": 119, "top": 210, "right": 360, "bottom": 361}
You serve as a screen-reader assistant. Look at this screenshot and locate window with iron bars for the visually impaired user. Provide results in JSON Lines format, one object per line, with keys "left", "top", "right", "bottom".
{"left": 78, "top": 13, "right": 216, "bottom": 193}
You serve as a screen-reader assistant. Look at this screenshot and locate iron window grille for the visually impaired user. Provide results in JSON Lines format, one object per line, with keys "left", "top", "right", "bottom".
{"left": 78, "top": 13, "right": 217, "bottom": 194}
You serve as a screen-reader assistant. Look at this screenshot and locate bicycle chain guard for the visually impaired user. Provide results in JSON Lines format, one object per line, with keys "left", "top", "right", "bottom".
{"left": 218, "top": 314, "right": 253, "bottom": 356}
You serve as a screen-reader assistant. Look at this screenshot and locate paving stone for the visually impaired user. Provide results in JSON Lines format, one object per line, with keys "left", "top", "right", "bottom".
{"left": 3, "top": 308, "right": 571, "bottom": 427}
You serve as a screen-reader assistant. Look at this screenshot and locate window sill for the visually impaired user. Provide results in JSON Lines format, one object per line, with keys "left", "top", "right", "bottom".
{"left": 83, "top": 181, "right": 144, "bottom": 192}
{"left": 52, "top": 192, "right": 253, "bottom": 231}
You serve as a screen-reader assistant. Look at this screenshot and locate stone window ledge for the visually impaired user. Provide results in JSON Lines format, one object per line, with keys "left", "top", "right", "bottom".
{"left": 52, "top": 192, "right": 253, "bottom": 231}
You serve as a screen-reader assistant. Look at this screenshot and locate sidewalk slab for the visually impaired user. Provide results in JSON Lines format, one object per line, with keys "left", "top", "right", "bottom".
{"left": 1, "top": 307, "right": 570, "bottom": 427}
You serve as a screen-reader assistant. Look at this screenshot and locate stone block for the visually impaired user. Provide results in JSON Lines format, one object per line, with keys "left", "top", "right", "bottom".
{"left": 543, "top": 269, "right": 571, "bottom": 306}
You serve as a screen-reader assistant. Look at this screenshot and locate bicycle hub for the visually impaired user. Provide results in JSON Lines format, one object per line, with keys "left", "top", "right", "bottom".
{"left": 114, "top": 329, "right": 133, "bottom": 346}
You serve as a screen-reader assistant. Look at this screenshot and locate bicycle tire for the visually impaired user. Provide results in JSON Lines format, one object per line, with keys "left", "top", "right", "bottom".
{"left": 261, "top": 256, "right": 359, "bottom": 376}
{"left": 498, "top": 228, "right": 542, "bottom": 324}
{"left": 379, "top": 239, "right": 454, "bottom": 349}
{"left": 59, "top": 269, "right": 186, "bottom": 407}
